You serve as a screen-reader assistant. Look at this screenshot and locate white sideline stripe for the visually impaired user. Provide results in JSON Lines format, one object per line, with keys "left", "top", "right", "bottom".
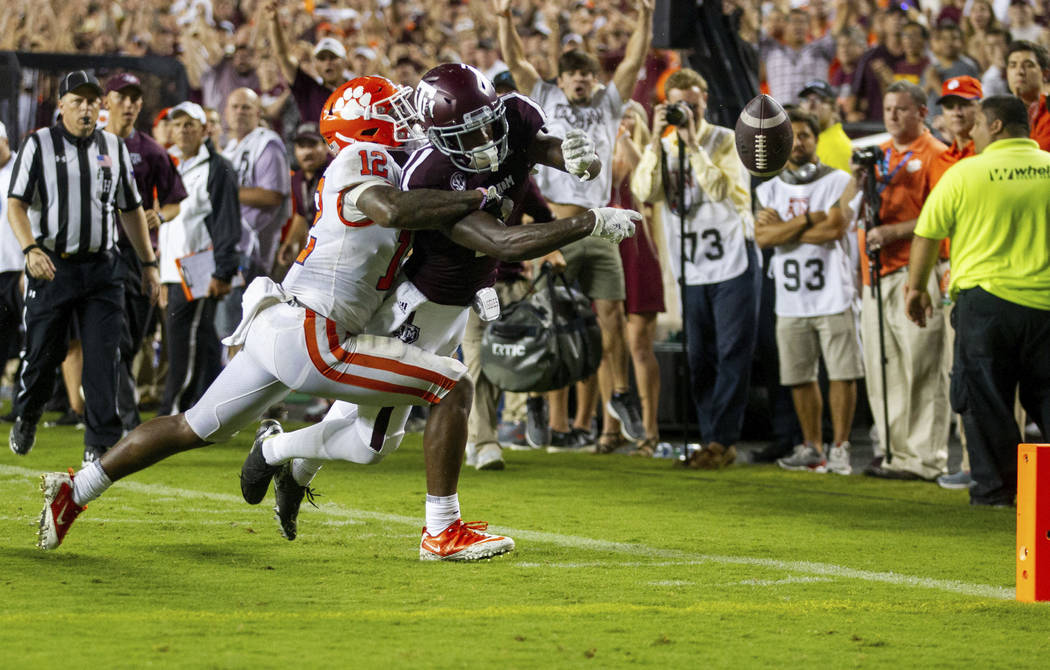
{"left": 0, "top": 516, "right": 366, "bottom": 528}
{"left": 1, "top": 465, "right": 1012, "bottom": 600}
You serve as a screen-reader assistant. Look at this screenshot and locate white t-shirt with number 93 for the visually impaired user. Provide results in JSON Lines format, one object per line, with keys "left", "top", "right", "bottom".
{"left": 756, "top": 168, "right": 854, "bottom": 318}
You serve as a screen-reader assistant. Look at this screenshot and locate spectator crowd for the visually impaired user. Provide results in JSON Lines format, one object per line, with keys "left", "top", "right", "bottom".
{"left": 3, "top": 0, "right": 1049, "bottom": 508}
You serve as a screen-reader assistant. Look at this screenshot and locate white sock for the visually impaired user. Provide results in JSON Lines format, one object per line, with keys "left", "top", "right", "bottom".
{"left": 291, "top": 458, "right": 323, "bottom": 487}
{"left": 261, "top": 434, "right": 282, "bottom": 466}
{"left": 425, "top": 493, "right": 460, "bottom": 536}
{"left": 72, "top": 461, "right": 112, "bottom": 507}
{"left": 264, "top": 419, "right": 394, "bottom": 466}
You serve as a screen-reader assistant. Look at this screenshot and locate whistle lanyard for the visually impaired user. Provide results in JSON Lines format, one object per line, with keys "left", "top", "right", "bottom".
{"left": 877, "top": 148, "right": 913, "bottom": 194}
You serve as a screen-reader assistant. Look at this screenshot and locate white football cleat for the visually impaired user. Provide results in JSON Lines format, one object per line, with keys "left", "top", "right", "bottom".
{"left": 38, "top": 469, "right": 86, "bottom": 550}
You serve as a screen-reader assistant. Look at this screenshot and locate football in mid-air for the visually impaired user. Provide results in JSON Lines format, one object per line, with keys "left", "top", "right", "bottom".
{"left": 735, "top": 94, "right": 793, "bottom": 177}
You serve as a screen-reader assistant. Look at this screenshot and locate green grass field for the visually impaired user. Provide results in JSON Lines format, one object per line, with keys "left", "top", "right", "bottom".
{"left": 1, "top": 414, "right": 1047, "bottom": 669}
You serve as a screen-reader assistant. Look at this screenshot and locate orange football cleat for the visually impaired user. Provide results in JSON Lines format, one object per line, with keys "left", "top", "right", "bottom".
{"left": 419, "top": 520, "right": 514, "bottom": 561}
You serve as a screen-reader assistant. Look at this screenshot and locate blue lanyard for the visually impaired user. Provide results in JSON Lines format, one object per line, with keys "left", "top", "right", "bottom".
{"left": 877, "top": 148, "right": 913, "bottom": 194}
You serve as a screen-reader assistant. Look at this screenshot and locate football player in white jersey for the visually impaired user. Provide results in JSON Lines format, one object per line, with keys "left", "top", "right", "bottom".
{"left": 242, "top": 64, "right": 641, "bottom": 551}
{"left": 754, "top": 109, "right": 863, "bottom": 475}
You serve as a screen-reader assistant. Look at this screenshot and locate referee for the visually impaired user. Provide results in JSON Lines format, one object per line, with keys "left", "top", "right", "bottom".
{"left": 6, "top": 71, "right": 161, "bottom": 462}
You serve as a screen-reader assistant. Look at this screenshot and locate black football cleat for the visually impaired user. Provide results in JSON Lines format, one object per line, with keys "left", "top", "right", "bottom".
{"left": 273, "top": 462, "right": 320, "bottom": 541}
{"left": 240, "top": 419, "right": 283, "bottom": 504}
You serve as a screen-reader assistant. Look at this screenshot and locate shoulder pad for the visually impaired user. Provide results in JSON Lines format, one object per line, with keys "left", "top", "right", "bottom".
{"left": 325, "top": 142, "right": 397, "bottom": 193}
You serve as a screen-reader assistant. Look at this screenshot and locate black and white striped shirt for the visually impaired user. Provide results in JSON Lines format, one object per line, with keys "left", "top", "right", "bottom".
{"left": 7, "top": 124, "right": 141, "bottom": 257}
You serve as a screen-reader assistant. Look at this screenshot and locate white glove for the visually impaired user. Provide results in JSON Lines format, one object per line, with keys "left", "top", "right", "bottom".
{"left": 562, "top": 129, "right": 598, "bottom": 181}
{"left": 589, "top": 207, "right": 640, "bottom": 244}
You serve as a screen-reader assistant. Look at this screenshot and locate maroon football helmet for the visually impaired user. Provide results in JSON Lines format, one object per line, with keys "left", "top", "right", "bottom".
{"left": 414, "top": 63, "right": 509, "bottom": 173}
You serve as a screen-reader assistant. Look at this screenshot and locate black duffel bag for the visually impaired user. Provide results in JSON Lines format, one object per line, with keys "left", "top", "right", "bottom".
{"left": 480, "top": 267, "right": 602, "bottom": 393}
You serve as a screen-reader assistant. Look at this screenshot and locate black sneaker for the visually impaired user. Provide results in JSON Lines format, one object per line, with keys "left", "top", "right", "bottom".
{"left": 273, "top": 462, "right": 321, "bottom": 541}
{"left": 748, "top": 440, "right": 794, "bottom": 464}
{"left": 82, "top": 444, "right": 106, "bottom": 468}
{"left": 607, "top": 390, "right": 645, "bottom": 441}
{"left": 546, "top": 429, "right": 597, "bottom": 454}
{"left": 9, "top": 417, "right": 38, "bottom": 455}
{"left": 570, "top": 427, "right": 595, "bottom": 448}
{"left": 240, "top": 419, "right": 284, "bottom": 504}
{"left": 525, "top": 397, "right": 550, "bottom": 448}
{"left": 45, "top": 409, "right": 85, "bottom": 429}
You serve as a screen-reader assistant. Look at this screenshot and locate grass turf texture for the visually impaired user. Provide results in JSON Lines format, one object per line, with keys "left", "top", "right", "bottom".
{"left": 1, "top": 414, "right": 1047, "bottom": 668}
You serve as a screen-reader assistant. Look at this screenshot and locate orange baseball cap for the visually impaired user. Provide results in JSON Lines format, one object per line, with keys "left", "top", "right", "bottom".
{"left": 153, "top": 107, "right": 172, "bottom": 127}
{"left": 937, "top": 76, "right": 982, "bottom": 104}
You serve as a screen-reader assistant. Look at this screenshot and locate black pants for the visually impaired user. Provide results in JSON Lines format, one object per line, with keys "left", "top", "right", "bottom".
{"left": 952, "top": 287, "right": 1050, "bottom": 504}
{"left": 115, "top": 244, "right": 156, "bottom": 429}
{"left": 161, "top": 284, "right": 222, "bottom": 415}
{"left": 15, "top": 251, "right": 124, "bottom": 447}
{"left": 0, "top": 270, "right": 23, "bottom": 364}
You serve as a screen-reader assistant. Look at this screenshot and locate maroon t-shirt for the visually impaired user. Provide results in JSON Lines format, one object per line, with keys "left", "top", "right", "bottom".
{"left": 291, "top": 68, "right": 335, "bottom": 128}
{"left": 291, "top": 155, "right": 332, "bottom": 223}
{"left": 400, "top": 94, "right": 546, "bottom": 305}
{"left": 117, "top": 130, "right": 188, "bottom": 246}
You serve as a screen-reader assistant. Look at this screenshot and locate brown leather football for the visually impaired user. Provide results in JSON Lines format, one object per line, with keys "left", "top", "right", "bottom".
{"left": 735, "top": 94, "right": 793, "bottom": 177}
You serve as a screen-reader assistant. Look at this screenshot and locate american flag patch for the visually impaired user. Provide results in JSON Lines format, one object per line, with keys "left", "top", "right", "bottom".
{"left": 96, "top": 154, "right": 112, "bottom": 168}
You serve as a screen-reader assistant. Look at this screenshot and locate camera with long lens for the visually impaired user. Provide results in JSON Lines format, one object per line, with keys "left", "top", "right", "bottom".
{"left": 852, "top": 146, "right": 884, "bottom": 167}
{"left": 664, "top": 102, "right": 689, "bottom": 126}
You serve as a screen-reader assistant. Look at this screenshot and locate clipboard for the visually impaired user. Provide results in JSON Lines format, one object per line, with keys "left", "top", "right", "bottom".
{"left": 174, "top": 248, "right": 244, "bottom": 301}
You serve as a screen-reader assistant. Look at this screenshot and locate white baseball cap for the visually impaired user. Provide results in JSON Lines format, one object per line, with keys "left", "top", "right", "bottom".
{"left": 353, "top": 46, "right": 377, "bottom": 61}
{"left": 314, "top": 37, "right": 347, "bottom": 59}
{"left": 168, "top": 101, "right": 207, "bottom": 125}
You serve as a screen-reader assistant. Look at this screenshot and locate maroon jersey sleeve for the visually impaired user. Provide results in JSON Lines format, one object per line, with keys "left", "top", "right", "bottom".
{"left": 501, "top": 93, "right": 547, "bottom": 142}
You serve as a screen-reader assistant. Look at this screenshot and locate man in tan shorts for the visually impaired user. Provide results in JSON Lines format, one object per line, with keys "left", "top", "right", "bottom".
{"left": 755, "top": 110, "right": 863, "bottom": 474}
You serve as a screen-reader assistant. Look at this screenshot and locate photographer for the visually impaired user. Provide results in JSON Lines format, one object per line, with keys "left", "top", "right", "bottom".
{"left": 843, "top": 81, "right": 950, "bottom": 481}
{"left": 630, "top": 68, "right": 759, "bottom": 469}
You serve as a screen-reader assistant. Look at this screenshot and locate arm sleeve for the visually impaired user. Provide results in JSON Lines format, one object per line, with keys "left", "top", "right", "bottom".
{"left": 7, "top": 133, "right": 40, "bottom": 203}
{"left": 205, "top": 157, "right": 244, "bottom": 281}
{"left": 506, "top": 93, "right": 548, "bottom": 138}
{"left": 754, "top": 180, "right": 771, "bottom": 210}
{"left": 691, "top": 130, "right": 748, "bottom": 211}
{"left": 115, "top": 138, "right": 143, "bottom": 211}
{"left": 629, "top": 143, "right": 665, "bottom": 204}
{"left": 914, "top": 171, "right": 956, "bottom": 240}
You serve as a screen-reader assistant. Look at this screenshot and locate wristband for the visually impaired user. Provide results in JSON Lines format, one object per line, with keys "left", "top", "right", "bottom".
{"left": 23, "top": 243, "right": 41, "bottom": 255}
{"left": 475, "top": 187, "right": 489, "bottom": 212}
{"left": 141, "top": 259, "right": 159, "bottom": 268}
